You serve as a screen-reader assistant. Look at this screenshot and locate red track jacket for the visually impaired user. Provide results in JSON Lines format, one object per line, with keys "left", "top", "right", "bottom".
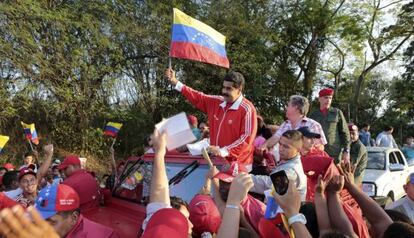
{"left": 176, "top": 82, "right": 257, "bottom": 165}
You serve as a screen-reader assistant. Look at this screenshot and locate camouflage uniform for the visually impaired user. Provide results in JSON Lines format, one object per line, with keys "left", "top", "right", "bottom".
{"left": 308, "top": 107, "right": 350, "bottom": 164}
{"left": 350, "top": 139, "right": 368, "bottom": 186}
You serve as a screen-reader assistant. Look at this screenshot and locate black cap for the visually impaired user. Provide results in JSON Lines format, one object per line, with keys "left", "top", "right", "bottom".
{"left": 297, "top": 127, "right": 321, "bottom": 139}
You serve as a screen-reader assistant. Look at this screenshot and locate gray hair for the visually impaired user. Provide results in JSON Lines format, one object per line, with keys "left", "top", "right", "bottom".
{"left": 289, "top": 95, "right": 310, "bottom": 116}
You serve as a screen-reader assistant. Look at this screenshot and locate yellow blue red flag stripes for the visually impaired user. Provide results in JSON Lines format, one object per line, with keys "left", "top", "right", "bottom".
{"left": 169, "top": 8, "right": 230, "bottom": 68}
{"left": 104, "top": 122, "right": 123, "bottom": 138}
{"left": 0, "top": 135, "right": 9, "bottom": 153}
{"left": 21, "top": 122, "right": 39, "bottom": 145}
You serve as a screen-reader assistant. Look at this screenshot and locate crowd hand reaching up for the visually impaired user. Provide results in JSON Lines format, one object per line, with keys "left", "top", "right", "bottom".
{"left": 207, "top": 146, "right": 220, "bottom": 157}
{"left": 164, "top": 68, "right": 178, "bottom": 86}
{"left": 151, "top": 129, "right": 167, "bottom": 154}
{"left": 326, "top": 175, "right": 345, "bottom": 194}
{"left": 0, "top": 206, "right": 59, "bottom": 238}
{"left": 273, "top": 180, "right": 301, "bottom": 218}
{"left": 337, "top": 161, "right": 356, "bottom": 188}
{"left": 226, "top": 173, "right": 254, "bottom": 206}
{"left": 315, "top": 174, "right": 326, "bottom": 195}
{"left": 206, "top": 166, "right": 219, "bottom": 180}
{"left": 43, "top": 144, "right": 53, "bottom": 157}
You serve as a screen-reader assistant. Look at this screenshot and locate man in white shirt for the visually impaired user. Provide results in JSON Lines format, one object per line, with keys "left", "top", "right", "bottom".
{"left": 376, "top": 126, "right": 398, "bottom": 148}
{"left": 251, "top": 130, "right": 307, "bottom": 201}
{"left": 385, "top": 172, "right": 414, "bottom": 223}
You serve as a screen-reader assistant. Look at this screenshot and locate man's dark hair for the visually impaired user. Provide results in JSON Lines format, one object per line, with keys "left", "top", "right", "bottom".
{"left": 262, "top": 128, "right": 273, "bottom": 140}
{"left": 383, "top": 222, "right": 414, "bottom": 238}
{"left": 2, "top": 171, "right": 19, "bottom": 190}
{"left": 170, "top": 196, "right": 188, "bottom": 210}
{"left": 300, "top": 202, "right": 319, "bottom": 238}
{"left": 384, "top": 125, "right": 393, "bottom": 131}
{"left": 24, "top": 151, "right": 37, "bottom": 160}
{"left": 361, "top": 123, "right": 369, "bottom": 128}
{"left": 282, "top": 130, "right": 303, "bottom": 148}
{"left": 223, "top": 71, "right": 245, "bottom": 90}
{"left": 385, "top": 210, "right": 412, "bottom": 224}
{"left": 320, "top": 231, "right": 349, "bottom": 238}
{"left": 56, "top": 208, "right": 81, "bottom": 218}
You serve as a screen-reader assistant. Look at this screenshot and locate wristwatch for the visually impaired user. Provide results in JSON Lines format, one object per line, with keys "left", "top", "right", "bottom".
{"left": 288, "top": 213, "right": 307, "bottom": 226}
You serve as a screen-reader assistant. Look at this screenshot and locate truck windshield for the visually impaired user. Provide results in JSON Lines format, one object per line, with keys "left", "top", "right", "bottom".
{"left": 367, "top": 152, "right": 386, "bottom": 170}
{"left": 114, "top": 159, "right": 212, "bottom": 203}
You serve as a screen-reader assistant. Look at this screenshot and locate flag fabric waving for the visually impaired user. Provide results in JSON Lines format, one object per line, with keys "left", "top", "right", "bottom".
{"left": 169, "top": 8, "right": 230, "bottom": 68}
{"left": 0, "top": 135, "right": 9, "bottom": 153}
{"left": 104, "top": 122, "right": 123, "bottom": 138}
{"left": 21, "top": 122, "right": 39, "bottom": 145}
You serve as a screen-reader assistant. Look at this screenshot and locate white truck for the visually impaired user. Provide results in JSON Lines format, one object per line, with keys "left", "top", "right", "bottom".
{"left": 362, "top": 147, "right": 414, "bottom": 206}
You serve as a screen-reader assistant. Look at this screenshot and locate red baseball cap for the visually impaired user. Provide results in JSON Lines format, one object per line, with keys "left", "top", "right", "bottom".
{"left": 141, "top": 208, "right": 189, "bottom": 238}
{"left": 3, "top": 163, "right": 15, "bottom": 170}
{"left": 35, "top": 184, "right": 80, "bottom": 219}
{"left": 58, "top": 155, "right": 81, "bottom": 170}
{"left": 18, "top": 164, "right": 37, "bottom": 181}
{"left": 348, "top": 123, "right": 358, "bottom": 132}
{"left": 319, "top": 88, "right": 334, "bottom": 97}
{"left": 189, "top": 195, "right": 221, "bottom": 236}
{"left": 213, "top": 162, "right": 248, "bottom": 183}
{"left": 187, "top": 115, "right": 198, "bottom": 126}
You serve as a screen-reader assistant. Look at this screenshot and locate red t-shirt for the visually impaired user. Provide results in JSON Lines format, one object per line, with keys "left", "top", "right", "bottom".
{"left": 240, "top": 194, "right": 266, "bottom": 233}
{"left": 301, "top": 148, "right": 370, "bottom": 238}
{"left": 63, "top": 169, "right": 100, "bottom": 213}
{"left": 65, "top": 215, "right": 119, "bottom": 238}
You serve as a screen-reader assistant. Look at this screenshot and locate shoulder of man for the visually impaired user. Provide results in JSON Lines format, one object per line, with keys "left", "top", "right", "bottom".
{"left": 82, "top": 216, "right": 117, "bottom": 237}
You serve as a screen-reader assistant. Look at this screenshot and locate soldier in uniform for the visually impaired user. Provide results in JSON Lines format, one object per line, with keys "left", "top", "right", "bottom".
{"left": 308, "top": 88, "right": 351, "bottom": 164}
{"left": 348, "top": 124, "right": 368, "bottom": 186}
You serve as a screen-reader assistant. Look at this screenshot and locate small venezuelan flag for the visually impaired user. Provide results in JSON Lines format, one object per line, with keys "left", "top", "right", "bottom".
{"left": 21, "top": 122, "right": 39, "bottom": 145}
{"left": 0, "top": 135, "right": 9, "bottom": 153}
{"left": 104, "top": 122, "right": 123, "bottom": 138}
{"left": 169, "top": 8, "right": 230, "bottom": 68}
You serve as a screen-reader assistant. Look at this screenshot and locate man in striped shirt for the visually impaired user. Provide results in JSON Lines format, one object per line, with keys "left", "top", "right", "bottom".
{"left": 260, "top": 95, "right": 327, "bottom": 152}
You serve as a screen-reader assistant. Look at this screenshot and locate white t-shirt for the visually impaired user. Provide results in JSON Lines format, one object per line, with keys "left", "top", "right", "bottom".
{"left": 4, "top": 188, "right": 23, "bottom": 200}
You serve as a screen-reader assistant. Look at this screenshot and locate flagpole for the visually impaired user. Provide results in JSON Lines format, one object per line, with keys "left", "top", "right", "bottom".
{"left": 110, "top": 137, "right": 118, "bottom": 179}
{"left": 28, "top": 140, "right": 34, "bottom": 151}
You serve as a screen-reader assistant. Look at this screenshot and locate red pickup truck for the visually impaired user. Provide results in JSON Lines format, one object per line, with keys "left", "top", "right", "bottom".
{"left": 83, "top": 152, "right": 226, "bottom": 238}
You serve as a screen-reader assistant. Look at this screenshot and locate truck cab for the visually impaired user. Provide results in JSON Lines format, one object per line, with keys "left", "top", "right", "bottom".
{"left": 83, "top": 152, "right": 226, "bottom": 238}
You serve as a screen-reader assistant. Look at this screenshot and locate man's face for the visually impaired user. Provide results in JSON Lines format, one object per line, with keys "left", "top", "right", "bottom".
{"left": 279, "top": 136, "right": 299, "bottom": 160}
{"left": 23, "top": 156, "right": 34, "bottom": 165}
{"left": 318, "top": 95, "right": 333, "bottom": 109}
{"left": 178, "top": 205, "right": 193, "bottom": 237}
{"left": 47, "top": 212, "right": 78, "bottom": 237}
{"left": 63, "top": 165, "right": 76, "bottom": 178}
{"left": 286, "top": 102, "right": 300, "bottom": 120}
{"left": 199, "top": 123, "right": 208, "bottom": 132}
{"left": 19, "top": 174, "right": 37, "bottom": 194}
{"left": 222, "top": 81, "right": 241, "bottom": 103}
{"left": 406, "top": 138, "right": 413, "bottom": 145}
{"left": 388, "top": 128, "right": 394, "bottom": 134}
{"left": 404, "top": 182, "right": 414, "bottom": 201}
{"left": 350, "top": 130, "right": 359, "bottom": 142}
{"left": 302, "top": 137, "right": 315, "bottom": 152}
{"left": 218, "top": 180, "right": 231, "bottom": 201}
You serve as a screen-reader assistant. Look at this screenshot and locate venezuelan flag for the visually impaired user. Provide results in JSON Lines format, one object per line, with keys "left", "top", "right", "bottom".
{"left": 0, "top": 135, "right": 9, "bottom": 153}
{"left": 21, "top": 122, "right": 39, "bottom": 145}
{"left": 104, "top": 122, "right": 123, "bottom": 138}
{"left": 169, "top": 8, "right": 230, "bottom": 68}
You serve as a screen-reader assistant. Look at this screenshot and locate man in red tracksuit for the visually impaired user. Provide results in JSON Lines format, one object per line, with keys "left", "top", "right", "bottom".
{"left": 165, "top": 68, "right": 257, "bottom": 168}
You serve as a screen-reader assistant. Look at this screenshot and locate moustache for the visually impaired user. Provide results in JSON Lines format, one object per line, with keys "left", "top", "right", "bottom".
{"left": 222, "top": 93, "right": 230, "bottom": 97}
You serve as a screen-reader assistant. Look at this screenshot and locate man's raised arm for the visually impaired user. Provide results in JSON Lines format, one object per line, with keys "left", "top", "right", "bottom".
{"left": 149, "top": 130, "right": 169, "bottom": 204}
{"left": 165, "top": 68, "right": 219, "bottom": 113}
